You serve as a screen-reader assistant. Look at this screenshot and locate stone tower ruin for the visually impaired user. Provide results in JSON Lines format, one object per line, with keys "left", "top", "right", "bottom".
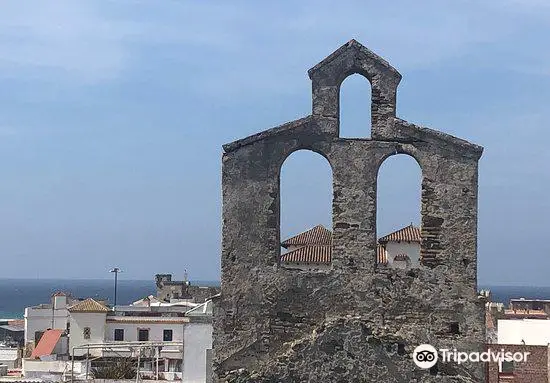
{"left": 213, "top": 40, "right": 485, "bottom": 382}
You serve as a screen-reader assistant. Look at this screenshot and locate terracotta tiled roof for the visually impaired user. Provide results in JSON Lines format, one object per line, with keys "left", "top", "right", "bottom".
{"left": 281, "top": 225, "right": 332, "bottom": 248}
{"left": 393, "top": 254, "right": 411, "bottom": 262}
{"left": 378, "top": 224, "right": 421, "bottom": 243}
{"left": 377, "top": 244, "right": 388, "bottom": 264}
{"left": 51, "top": 291, "right": 67, "bottom": 297}
{"left": 31, "top": 329, "right": 62, "bottom": 359}
{"left": 280, "top": 245, "right": 331, "bottom": 264}
{"left": 68, "top": 298, "right": 109, "bottom": 313}
{"left": 503, "top": 309, "right": 548, "bottom": 319}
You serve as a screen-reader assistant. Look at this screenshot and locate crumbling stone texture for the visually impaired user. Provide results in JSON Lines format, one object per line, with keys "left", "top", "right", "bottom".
{"left": 214, "top": 40, "right": 485, "bottom": 382}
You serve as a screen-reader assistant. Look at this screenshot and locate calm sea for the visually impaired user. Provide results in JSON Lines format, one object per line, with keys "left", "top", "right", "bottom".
{"left": 0, "top": 280, "right": 548, "bottom": 319}
{"left": 0, "top": 279, "right": 220, "bottom": 319}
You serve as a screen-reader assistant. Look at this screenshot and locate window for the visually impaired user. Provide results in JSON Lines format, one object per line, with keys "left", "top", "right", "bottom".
{"left": 163, "top": 329, "right": 173, "bottom": 341}
{"left": 114, "top": 329, "right": 124, "bottom": 341}
{"left": 280, "top": 150, "right": 333, "bottom": 268}
{"left": 339, "top": 73, "right": 372, "bottom": 138}
{"left": 449, "top": 322, "right": 460, "bottom": 335}
{"left": 138, "top": 329, "right": 149, "bottom": 341}
{"left": 83, "top": 327, "right": 91, "bottom": 340}
{"left": 34, "top": 331, "right": 44, "bottom": 346}
{"left": 377, "top": 154, "right": 422, "bottom": 269}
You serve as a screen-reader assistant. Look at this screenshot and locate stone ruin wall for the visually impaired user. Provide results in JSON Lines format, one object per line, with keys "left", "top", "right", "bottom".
{"left": 213, "top": 40, "right": 485, "bottom": 382}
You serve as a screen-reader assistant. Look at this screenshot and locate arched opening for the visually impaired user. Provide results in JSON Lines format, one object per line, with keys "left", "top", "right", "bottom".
{"left": 280, "top": 150, "right": 333, "bottom": 270}
{"left": 339, "top": 74, "right": 372, "bottom": 138}
{"left": 376, "top": 154, "right": 422, "bottom": 269}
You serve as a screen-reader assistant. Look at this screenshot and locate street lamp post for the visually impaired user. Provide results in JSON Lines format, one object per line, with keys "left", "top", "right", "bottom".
{"left": 109, "top": 267, "right": 122, "bottom": 308}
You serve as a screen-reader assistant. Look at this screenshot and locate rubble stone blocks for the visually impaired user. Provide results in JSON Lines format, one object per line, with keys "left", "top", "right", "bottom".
{"left": 213, "top": 40, "right": 485, "bottom": 382}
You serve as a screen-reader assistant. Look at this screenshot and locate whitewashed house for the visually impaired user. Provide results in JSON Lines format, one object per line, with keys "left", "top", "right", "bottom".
{"left": 377, "top": 224, "right": 421, "bottom": 268}
{"left": 280, "top": 224, "right": 422, "bottom": 270}
{"left": 24, "top": 292, "right": 76, "bottom": 354}
{"left": 23, "top": 296, "right": 213, "bottom": 380}
{"left": 280, "top": 225, "right": 332, "bottom": 270}
{"left": 68, "top": 298, "right": 109, "bottom": 357}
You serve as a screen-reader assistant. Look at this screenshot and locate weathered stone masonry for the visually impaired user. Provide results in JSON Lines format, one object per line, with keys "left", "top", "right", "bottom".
{"left": 213, "top": 40, "right": 485, "bottom": 382}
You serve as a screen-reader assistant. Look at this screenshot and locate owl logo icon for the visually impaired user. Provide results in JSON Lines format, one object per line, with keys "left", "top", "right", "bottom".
{"left": 413, "top": 344, "right": 438, "bottom": 369}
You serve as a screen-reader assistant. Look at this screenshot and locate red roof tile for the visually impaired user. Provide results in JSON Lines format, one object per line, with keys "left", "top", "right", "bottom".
{"left": 68, "top": 298, "right": 109, "bottom": 313}
{"left": 378, "top": 225, "right": 421, "bottom": 243}
{"left": 31, "top": 329, "right": 62, "bottom": 359}
{"left": 503, "top": 309, "right": 548, "bottom": 319}
{"left": 377, "top": 244, "right": 388, "bottom": 264}
{"left": 281, "top": 225, "right": 332, "bottom": 248}
{"left": 280, "top": 245, "right": 331, "bottom": 264}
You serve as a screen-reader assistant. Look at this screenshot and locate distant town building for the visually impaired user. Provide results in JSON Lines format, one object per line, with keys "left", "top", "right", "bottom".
{"left": 155, "top": 274, "right": 220, "bottom": 303}
{"left": 22, "top": 291, "right": 214, "bottom": 381}
{"left": 509, "top": 298, "right": 550, "bottom": 315}
{"left": 503, "top": 308, "right": 548, "bottom": 320}
{"left": 0, "top": 320, "right": 24, "bottom": 347}
{"left": 0, "top": 346, "right": 20, "bottom": 369}
{"left": 279, "top": 224, "right": 421, "bottom": 270}
{"left": 376, "top": 224, "right": 421, "bottom": 268}
{"left": 23, "top": 292, "right": 76, "bottom": 355}
{"left": 280, "top": 225, "right": 332, "bottom": 270}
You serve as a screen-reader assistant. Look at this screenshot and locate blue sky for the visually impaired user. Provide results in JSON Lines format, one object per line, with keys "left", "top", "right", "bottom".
{"left": 0, "top": 1, "right": 549, "bottom": 285}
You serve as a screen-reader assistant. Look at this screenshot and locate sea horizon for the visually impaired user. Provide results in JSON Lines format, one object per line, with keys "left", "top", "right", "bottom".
{"left": 0, "top": 278, "right": 220, "bottom": 319}
{"left": 1, "top": 278, "right": 549, "bottom": 320}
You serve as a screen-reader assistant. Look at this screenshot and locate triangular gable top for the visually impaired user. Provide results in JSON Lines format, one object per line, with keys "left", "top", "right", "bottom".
{"left": 281, "top": 225, "right": 332, "bottom": 248}
{"left": 378, "top": 224, "right": 421, "bottom": 244}
{"left": 68, "top": 298, "right": 109, "bottom": 313}
{"left": 308, "top": 39, "right": 401, "bottom": 83}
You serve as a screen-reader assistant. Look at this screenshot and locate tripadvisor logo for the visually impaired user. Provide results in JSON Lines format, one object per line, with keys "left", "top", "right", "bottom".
{"left": 413, "top": 344, "right": 530, "bottom": 369}
{"left": 413, "top": 344, "right": 438, "bottom": 369}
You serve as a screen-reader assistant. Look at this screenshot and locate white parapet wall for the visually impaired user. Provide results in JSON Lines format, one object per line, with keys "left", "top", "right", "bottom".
{"left": 183, "top": 322, "right": 212, "bottom": 383}
{"left": 23, "top": 358, "right": 89, "bottom": 380}
{"left": 498, "top": 319, "right": 550, "bottom": 345}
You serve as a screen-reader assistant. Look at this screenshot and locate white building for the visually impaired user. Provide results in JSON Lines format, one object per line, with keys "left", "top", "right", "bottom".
{"left": 498, "top": 319, "right": 550, "bottom": 345}
{"left": 23, "top": 288, "right": 214, "bottom": 382}
{"left": 24, "top": 292, "right": 73, "bottom": 351}
{"left": 182, "top": 300, "right": 213, "bottom": 383}
{"left": 377, "top": 224, "right": 421, "bottom": 268}
{"left": 0, "top": 347, "right": 19, "bottom": 369}
{"left": 25, "top": 296, "right": 213, "bottom": 381}
{"left": 280, "top": 224, "right": 422, "bottom": 270}
{"left": 280, "top": 225, "right": 332, "bottom": 270}
{"left": 68, "top": 299, "right": 109, "bottom": 358}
